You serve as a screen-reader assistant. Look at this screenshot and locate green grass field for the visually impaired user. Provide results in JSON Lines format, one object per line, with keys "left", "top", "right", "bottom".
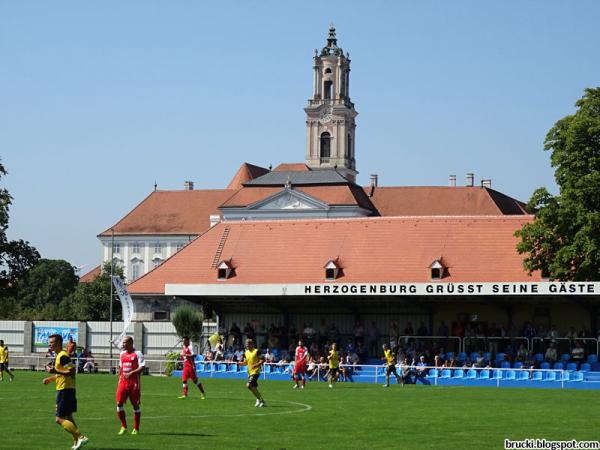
{"left": 1, "top": 371, "right": 599, "bottom": 449}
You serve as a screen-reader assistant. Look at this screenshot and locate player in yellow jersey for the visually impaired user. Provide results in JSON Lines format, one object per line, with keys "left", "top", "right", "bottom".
{"left": 327, "top": 343, "right": 339, "bottom": 388}
{"left": 0, "top": 340, "right": 15, "bottom": 381}
{"left": 42, "top": 334, "right": 89, "bottom": 450}
{"left": 381, "top": 343, "right": 402, "bottom": 387}
{"left": 241, "top": 339, "right": 266, "bottom": 407}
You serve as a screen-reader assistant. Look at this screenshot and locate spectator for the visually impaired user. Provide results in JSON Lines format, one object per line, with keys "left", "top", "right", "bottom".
{"left": 547, "top": 325, "right": 559, "bottom": 345}
{"left": 66, "top": 336, "right": 77, "bottom": 356}
{"left": 83, "top": 350, "right": 96, "bottom": 374}
{"left": 516, "top": 344, "right": 528, "bottom": 362}
{"left": 233, "top": 347, "right": 244, "bottom": 363}
{"left": 318, "top": 319, "right": 328, "bottom": 346}
{"left": 353, "top": 321, "right": 365, "bottom": 346}
{"left": 415, "top": 355, "right": 428, "bottom": 381}
{"left": 475, "top": 351, "right": 486, "bottom": 368}
{"left": 327, "top": 323, "right": 339, "bottom": 343}
{"left": 367, "top": 322, "right": 379, "bottom": 357}
{"left": 437, "top": 320, "right": 449, "bottom": 337}
{"left": 400, "top": 357, "right": 413, "bottom": 384}
{"left": 544, "top": 343, "right": 557, "bottom": 363}
{"left": 571, "top": 342, "right": 585, "bottom": 363}
{"left": 230, "top": 323, "right": 242, "bottom": 347}
{"left": 214, "top": 341, "right": 224, "bottom": 361}
{"left": 306, "top": 356, "right": 318, "bottom": 380}
{"left": 244, "top": 322, "right": 256, "bottom": 342}
{"left": 303, "top": 323, "right": 316, "bottom": 343}
{"left": 204, "top": 348, "right": 214, "bottom": 362}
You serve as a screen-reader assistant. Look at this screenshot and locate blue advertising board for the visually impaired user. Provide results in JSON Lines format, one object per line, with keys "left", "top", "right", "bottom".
{"left": 33, "top": 326, "right": 78, "bottom": 348}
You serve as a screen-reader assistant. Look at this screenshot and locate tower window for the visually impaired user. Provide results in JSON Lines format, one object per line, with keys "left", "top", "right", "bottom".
{"left": 324, "top": 68, "right": 332, "bottom": 74}
{"left": 324, "top": 259, "right": 342, "bottom": 280}
{"left": 324, "top": 80, "right": 332, "bottom": 99}
{"left": 429, "top": 259, "right": 446, "bottom": 280}
{"left": 347, "top": 134, "right": 352, "bottom": 158}
{"left": 320, "top": 132, "right": 331, "bottom": 161}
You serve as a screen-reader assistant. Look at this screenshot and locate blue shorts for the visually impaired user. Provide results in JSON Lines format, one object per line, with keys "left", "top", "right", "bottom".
{"left": 56, "top": 389, "right": 77, "bottom": 417}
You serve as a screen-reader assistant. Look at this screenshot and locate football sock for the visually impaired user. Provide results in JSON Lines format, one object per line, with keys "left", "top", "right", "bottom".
{"left": 117, "top": 405, "right": 127, "bottom": 428}
{"left": 61, "top": 420, "right": 81, "bottom": 440}
{"left": 182, "top": 383, "right": 188, "bottom": 396}
{"left": 196, "top": 381, "right": 205, "bottom": 394}
{"left": 133, "top": 408, "right": 141, "bottom": 430}
{"left": 302, "top": 378, "right": 305, "bottom": 387}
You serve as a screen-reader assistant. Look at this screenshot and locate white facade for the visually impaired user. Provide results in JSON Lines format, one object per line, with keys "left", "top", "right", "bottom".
{"left": 99, "top": 235, "right": 195, "bottom": 282}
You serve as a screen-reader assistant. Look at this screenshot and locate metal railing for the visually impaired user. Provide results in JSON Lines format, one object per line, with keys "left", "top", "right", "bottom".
{"left": 462, "top": 336, "right": 531, "bottom": 353}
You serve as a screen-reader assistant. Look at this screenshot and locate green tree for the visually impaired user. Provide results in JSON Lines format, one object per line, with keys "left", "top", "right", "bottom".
{"left": 63, "top": 262, "right": 124, "bottom": 321}
{"left": 171, "top": 305, "right": 204, "bottom": 343}
{"left": 516, "top": 87, "right": 600, "bottom": 280}
{"left": 14, "top": 259, "right": 79, "bottom": 319}
{"left": 0, "top": 160, "right": 40, "bottom": 293}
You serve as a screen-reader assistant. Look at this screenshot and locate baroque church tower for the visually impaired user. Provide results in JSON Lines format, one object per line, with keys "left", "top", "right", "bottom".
{"left": 305, "top": 25, "right": 358, "bottom": 182}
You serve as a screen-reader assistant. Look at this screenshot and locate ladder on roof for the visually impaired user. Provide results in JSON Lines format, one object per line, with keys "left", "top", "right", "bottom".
{"left": 211, "top": 226, "right": 231, "bottom": 269}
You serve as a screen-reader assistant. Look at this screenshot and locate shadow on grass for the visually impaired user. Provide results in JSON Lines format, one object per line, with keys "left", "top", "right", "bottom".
{"left": 144, "top": 431, "right": 213, "bottom": 437}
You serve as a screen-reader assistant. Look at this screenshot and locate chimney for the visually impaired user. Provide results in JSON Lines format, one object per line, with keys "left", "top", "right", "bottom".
{"left": 369, "top": 174, "right": 378, "bottom": 197}
{"left": 209, "top": 215, "right": 221, "bottom": 228}
{"left": 448, "top": 175, "right": 456, "bottom": 187}
{"left": 184, "top": 181, "right": 194, "bottom": 190}
{"left": 370, "top": 174, "right": 378, "bottom": 188}
{"left": 482, "top": 179, "right": 492, "bottom": 189}
{"left": 466, "top": 173, "right": 474, "bottom": 187}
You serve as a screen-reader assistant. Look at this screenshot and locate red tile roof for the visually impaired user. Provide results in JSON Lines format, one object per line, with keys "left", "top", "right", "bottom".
{"left": 226, "top": 163, "right": 270, "bottom": 190}
{"left": 273, "top": 163, "right": 310, "bottom": 172}
{"left": 365, "top": 186, "right": 527, "bottom": 216}
{"left": 99, "top": 190, "right": 236, "bottom": 236}
{"left": 79, "top": 265, "right": 101, "bottom": 283}
{"left": 220, "top": 185, "right": 375, "bottom": 210}
{"left": 129, "top": 215, "right": 537, "bottom": 294}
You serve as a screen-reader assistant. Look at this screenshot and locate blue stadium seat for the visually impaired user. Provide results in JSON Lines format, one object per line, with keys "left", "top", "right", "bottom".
{"left": 196, "top": 363, "right": 205, "bottom": 372}
{"left": 534, "top": 353, "right": 544, "bottom": 362}
{"left": 587, "top": 355, "right": 598, "bottom": 364}
{"left": 264, "top": 364, "right": 272, "bottom": 373}
{"left": 495, "top": 352, "right": 505, "bottom": 362}
{"left": 531, "top": 371, "right": 543, "bottom": 381}
{"left": 195, "top": 354, "right": 204, "bottom": 362}
{"left": 440, "top": 369, "right": 452, "bottom": 379}
{"left": 205, "top": 362, "right": 215, "bottom": 372}
{"left": 560, "top": 353, "right": 571, "bottom": 362}
{"left": 504, "top": 370, "right": 516, "bottom": 380}
{"left": 517, "top": 370, "right": 529, "bottom": 380}
{"left": 492, "top": 370, "right": 503, "bottom": 380}
{"left": 240, "top": 365, "right": 248, "bottom": 373}
{"left": 561, "top": 371, "right": 570, "bottom": 382}
{"left": 427, "top": 369, "right": 438, "bottom": 378}
{"left": 566, "top": 362, "right": 578, "bottom": 371}
{"left": 465, "top": 369, "right": 477, "bottom": 379}
{"left": 228, "top": 363, "right": 238, "bottom": 372}
{"left": 479, "top": 369, "right": 490, "bottom": 379}
{"left": 571, "top": 371, "right": 584, "bottom": 382}
{"left": 553, "top": 362, "right": 564, "bottom": 370}
{"left": 217, "top": 363, "right": 227, "bottom": 372}
{"left": 544, "top": 371, "right": 556, "bottom": 382}
{"left": 500, "top": 361, "right": 510, "bottom": 369}
{"left": 580, "top": 363, "right": 591, "bottom": 372}
{"left": 483, "top": 352, "right": 491, "bottom": 361}
{"left": 470, "top": 352, "right": 478, "bottom": 361}
{"left": 513, "top": 361, "right": 523, "bottom": 369}
{"left": 446, "top": 352, "right": 454, "bottom": 360}
{"left": 457, "top": 352, "right": 467, "bottom": 362}
{"left": 540, "top": 362, "right": 550, "bottom": 370}
{"left": 453, "top": 369, "right": 464, "bottom": 379}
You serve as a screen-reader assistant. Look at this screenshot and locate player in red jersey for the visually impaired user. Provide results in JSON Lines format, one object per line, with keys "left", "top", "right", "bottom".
{"left": 178, "top": 336, "right": 206, "bottom": 399}
{"left": 292, "top": 339, "right": 309, "bottom": 389}
{"left": 116, "top": 336, "right": 145, "bottom": 436}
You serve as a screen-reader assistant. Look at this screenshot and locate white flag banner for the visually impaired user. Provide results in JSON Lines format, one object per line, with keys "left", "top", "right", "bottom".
{"left": 111, "top": 276, "right": 135, "bottom": 347}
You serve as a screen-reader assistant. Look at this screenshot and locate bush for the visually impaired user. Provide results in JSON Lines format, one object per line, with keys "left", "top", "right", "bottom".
{"left": 171, "top": 305, "right": 203, "bottom": 342}
{"left": 164, "top": 351, "right": 181, "bottom": 377}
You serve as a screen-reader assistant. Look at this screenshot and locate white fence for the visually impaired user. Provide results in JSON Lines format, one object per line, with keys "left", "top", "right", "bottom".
{"left": 0, "top": 320, "right": 24, "bottom": 353}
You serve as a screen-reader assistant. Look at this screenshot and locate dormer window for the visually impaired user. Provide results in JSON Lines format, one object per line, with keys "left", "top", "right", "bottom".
{"left": 217, "top": 260, "right": 234, "bottom": 280}
{"left": 324, "top": 259, "right": 341, "bottom": 280}
{"left": 430, "top": 259, "right": 445, "bottom": 280}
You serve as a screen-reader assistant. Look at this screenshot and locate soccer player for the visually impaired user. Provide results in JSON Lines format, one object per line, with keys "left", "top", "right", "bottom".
{"left": 116, "top": 336, "right": 145, "bottom": 435}
{"left": 381, "top": 343, "right": 402, "bottom": 387}
{"left": 178, "top": 336, "right": 206, "bottom": 399}
{"left": 292, "top": 339, "right": 309, "bottom": 389}
{"left": 327, "top": 343, "right": 340, "bottom": 388}
{"left": 0, "top": 339, "right": 15, "bottom": 381}
{"left": 42, "top": 334, "right": 89, "bottom": 450}
{"left": 242, "top": 339, "right": 266, "bottom": 407}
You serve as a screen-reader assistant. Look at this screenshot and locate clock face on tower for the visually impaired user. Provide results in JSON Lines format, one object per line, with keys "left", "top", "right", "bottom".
{"left": 319, "top": 105, "right": 333, "bottom": 123}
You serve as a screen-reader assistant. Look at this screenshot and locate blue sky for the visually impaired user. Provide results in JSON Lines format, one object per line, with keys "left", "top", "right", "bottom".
{"left": 1, "top": 1, "right": 599, "bottom": 272}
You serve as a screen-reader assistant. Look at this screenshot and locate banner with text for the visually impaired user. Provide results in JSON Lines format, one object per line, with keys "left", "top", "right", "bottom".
{"left": 111, "top": 276, "right": 135, "bottom": 347}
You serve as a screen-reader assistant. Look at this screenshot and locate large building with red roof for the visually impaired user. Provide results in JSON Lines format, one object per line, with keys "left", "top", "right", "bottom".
{"left": 92, "top": 27, "right": 598, "bottom": 348}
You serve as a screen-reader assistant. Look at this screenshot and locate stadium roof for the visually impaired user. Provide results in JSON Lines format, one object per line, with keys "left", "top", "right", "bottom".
{"left": 128, "top": 215, "right": 538, "bottom": 294}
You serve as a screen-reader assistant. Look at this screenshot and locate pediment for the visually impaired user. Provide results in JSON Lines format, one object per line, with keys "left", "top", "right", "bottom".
{"left": 248, "top": 189, "right": 329, "bottom": 211}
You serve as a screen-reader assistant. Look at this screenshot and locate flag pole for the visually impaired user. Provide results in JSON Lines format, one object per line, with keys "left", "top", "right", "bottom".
{"left": 109, "top": 228, "right": 114, "bottom": 370}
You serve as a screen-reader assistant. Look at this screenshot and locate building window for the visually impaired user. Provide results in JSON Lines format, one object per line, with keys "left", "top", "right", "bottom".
{"left": 430, "top": 259, "right": 445, "bottom": 280}
{"left": 217, "top": 260, "right": 233, "bottom": 280}
{"left": 132, "top": 242, "right": 143, "bottom": 254}
{"left": 320, "top": 132, "right": 331, "bottom": 161}
{"left": 324, "top": 68, "right": 332, "bottom": 74}
{"left": 324, "top": 259, "right": 341, "bottom": 280}
{"left": 131, "top": 260, "right": 142, "bottom": 281}
{"left": 347, "top": 133, "right": 352, "bottom": 158}
{"left": 112, "top": 242, "right": 120, "bottom": 255}
{"left": 154, "top": 242, "right": 163, "bottom": 255}
{"left": 153, "top": 258, "right": 162, "bottom": 268}
{"left": 324, "top": 80, "right": 332, "bottom": 99}
{"left": 153, "top": 311, "right": 169, "bottom": 321}
{"left": 176, "top": 242, "right": 185, "bottom": 252}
